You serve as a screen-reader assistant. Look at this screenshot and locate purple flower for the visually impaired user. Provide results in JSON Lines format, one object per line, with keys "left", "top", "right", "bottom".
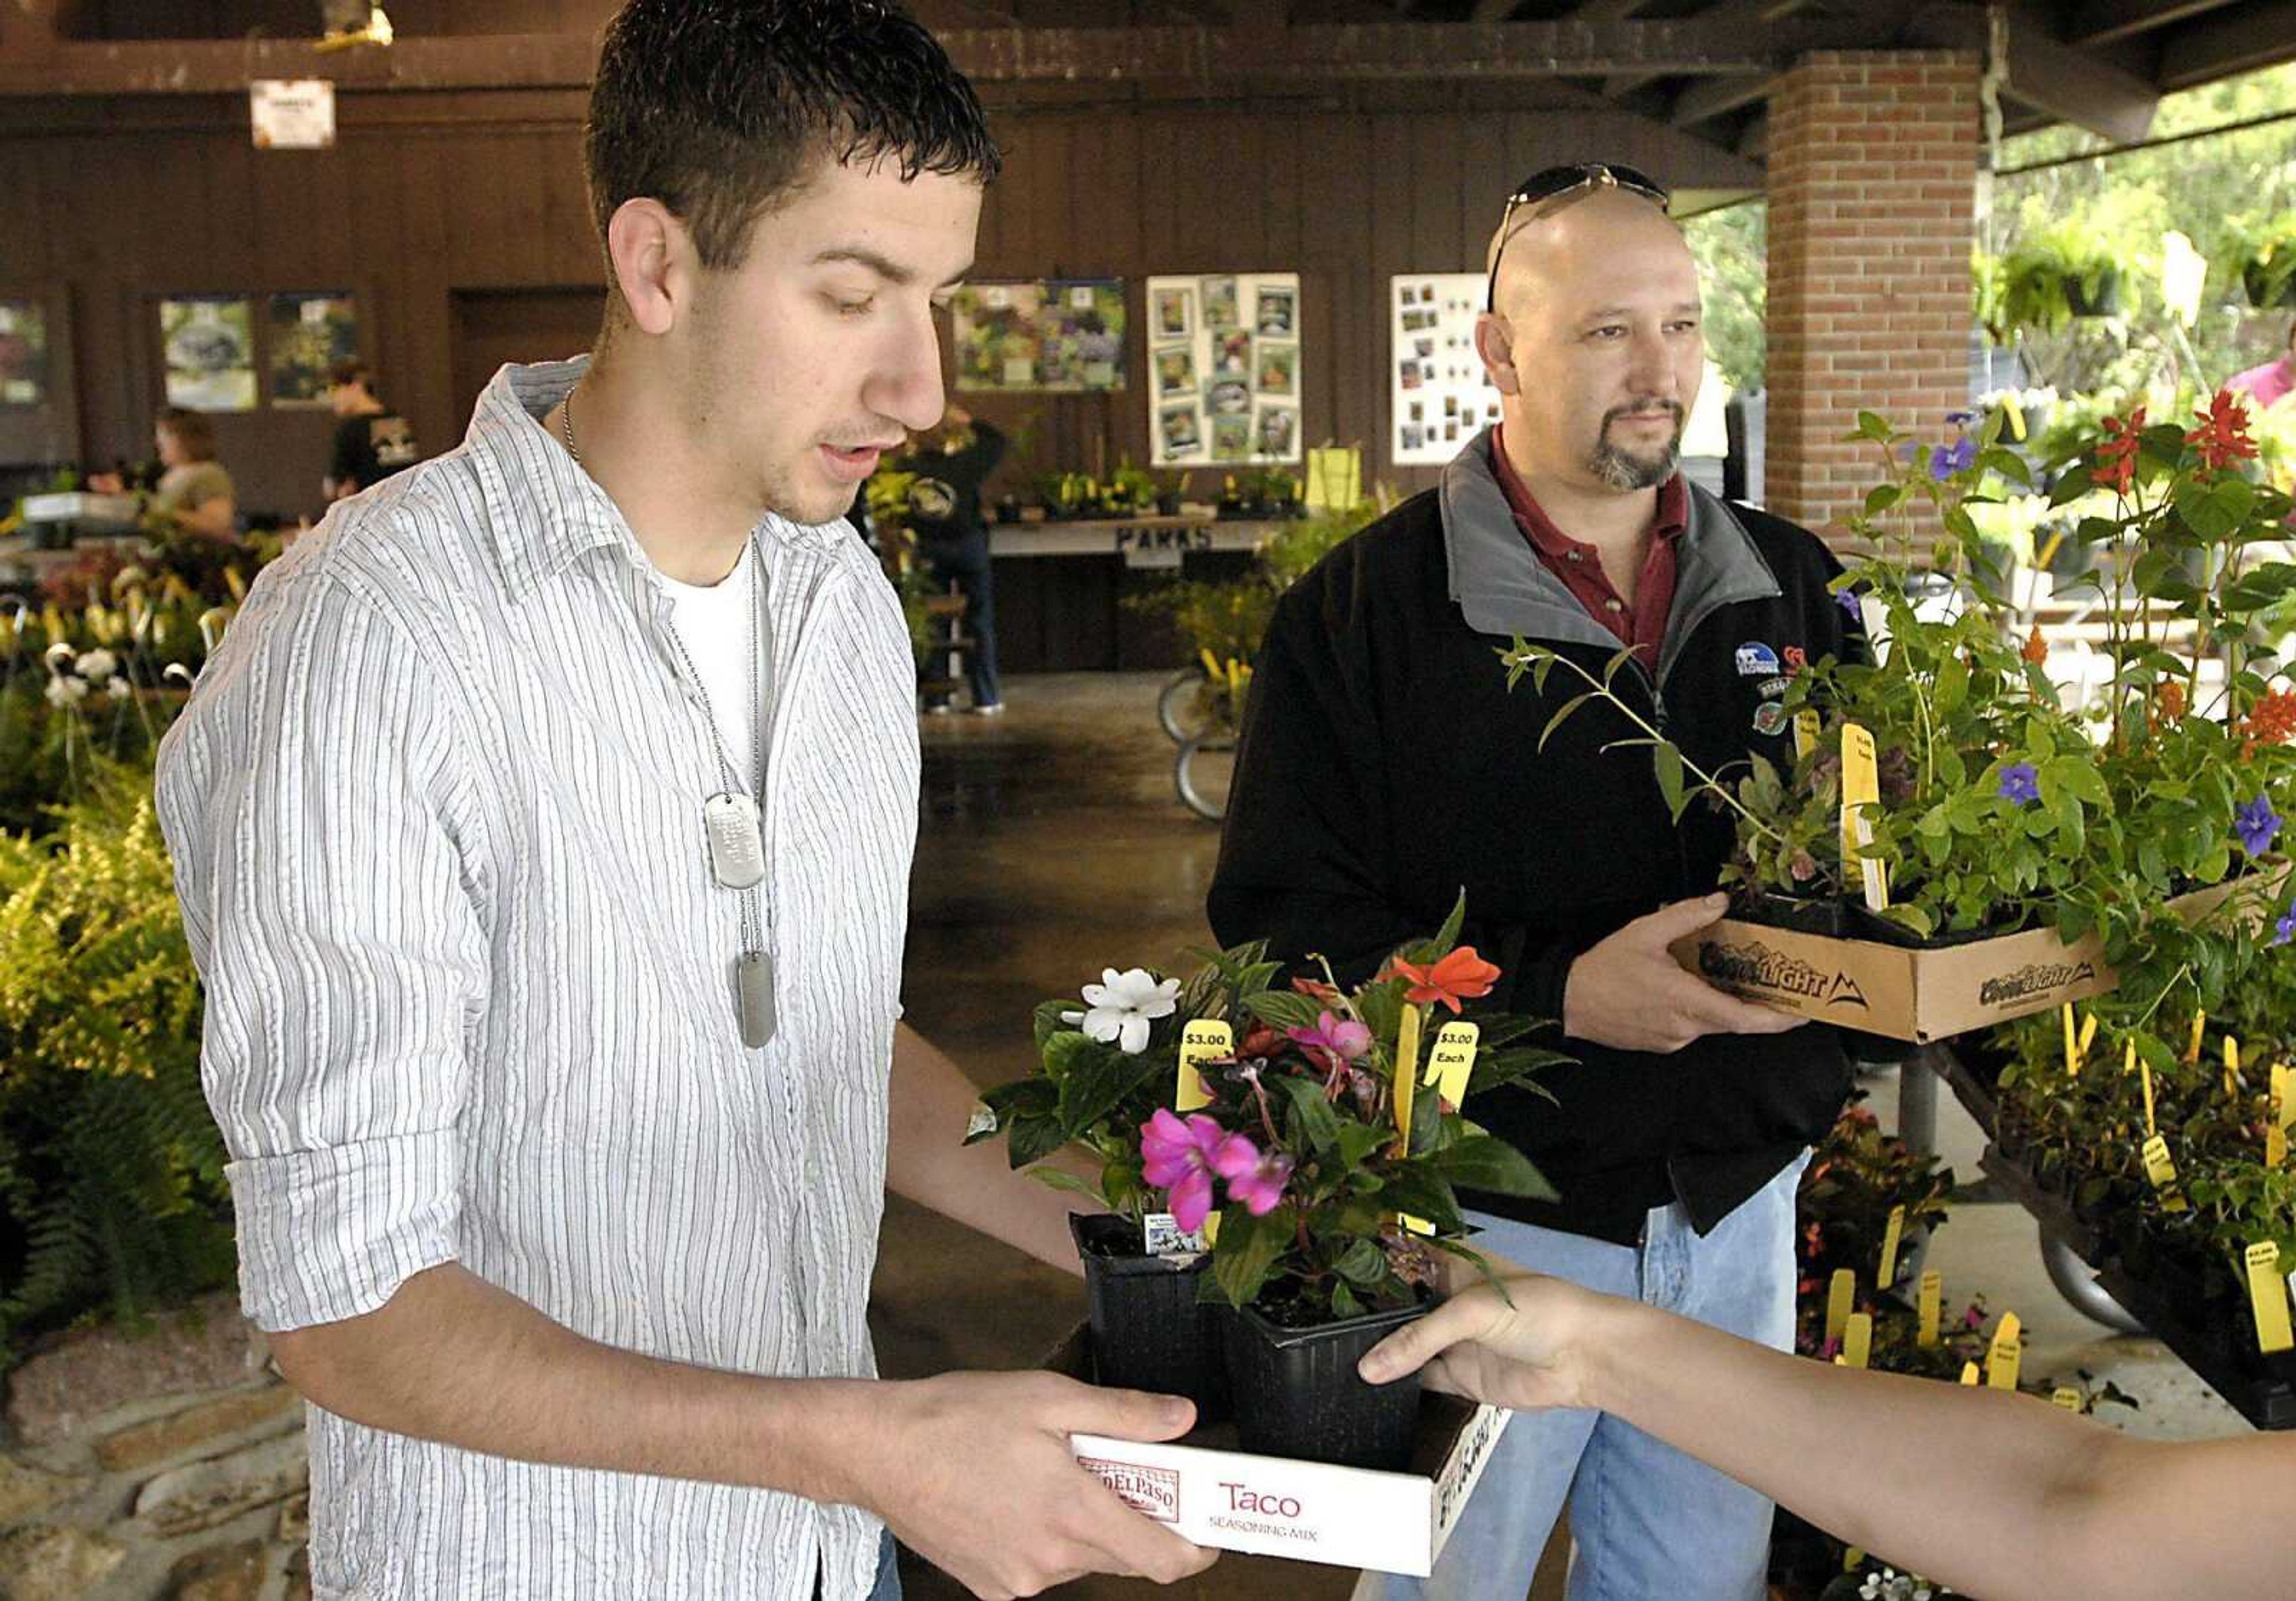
{"left": 1928, "top": 438, "right": 1978, "bottom": 481}
{"left": 1837, "top": 588, "right": 1864, "bottom": 622}
{"left": 1946, "top": 408, "right": 1979, "bottom": 426}
{"left": 2274, "top": 904, "right": 2296, "bottom": 949}
{"left": 1140, "top": 1109, "right": 1257, "bottom": 1235}
{"left": 1287, "top": 1009, "right": 1372, "bottom": 1071}
{"left": 2237, "top": 794, "right": 2283, "bottom": 857}
{"left": 1997, "top": 762, "right": 2041, "bottom": 806}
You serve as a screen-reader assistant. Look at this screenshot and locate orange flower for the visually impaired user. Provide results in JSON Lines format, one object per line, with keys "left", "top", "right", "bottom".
{"left": 2021, "top": 625, "right": 2048, "bottom": 665}
{"left": 2185, "top": 389, "right": 2258, "bottom": 473}
{"left": 2240, "top": 689, "right": 2296, "bottom": 758}
{"left": 2152, "top": 680, "right": 2186, "bottom": 729}
{"left": 1383, "top": 946, "right": 1502, "bottom": 1013}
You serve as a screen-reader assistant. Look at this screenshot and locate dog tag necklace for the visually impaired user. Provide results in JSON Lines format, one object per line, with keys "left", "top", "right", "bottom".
{"left": 565, "top": 390, "right": 777, "bottom": 1047}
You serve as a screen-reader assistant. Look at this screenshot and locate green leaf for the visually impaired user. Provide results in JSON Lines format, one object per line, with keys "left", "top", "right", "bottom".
{"left": 1540, "top": 693, "right": 1592, "bottom": 750}
{"left": 2042, "top": 755, "right": 2109, "bottom": 808}
{"left": 1274, "top": 1073, "right": 1344, "bottom": 1156}
{"left": 1864, "top": 483, "right": 1903, "bottom": 517}
{"left": 1654, "top": 741, "right": 1687, "bottom": 823}
{"left": 1057, "top": 1041, "right": 1155, "bottom": 1139}
{"left": 1027, "top": 1166, "right": 1111, "bottom": 1206}
{"left": 1334, "top": 1238, "right": 1388, "bottom": 1286}
{"left": 1034, "top": 1000, "right": 1079, "bottom": 1053}
{"left": 1379, "top": 1168, "right": 1467, "bottom": 1234}
{"left": 1009, "top": 1116, "right": 1070, "bottom": 1169}
{"left": 1210, "top": 1203, "right": 1292, "bottom": 1310}
{"left": 1336, "top": 1120, "right": 1390, "bottom": 1171}
{"left": 1857, "top": 410, "right": 1894, "bottom": 442}
{"left": 1243, "top": 989, "right": 1324, "bottom": 1032}
{"left": 1428, "top": 1135, "right": 1557, "bottom": 1200}
{"left": 1432, "top": 887, "right": 1468, "bottom": 955}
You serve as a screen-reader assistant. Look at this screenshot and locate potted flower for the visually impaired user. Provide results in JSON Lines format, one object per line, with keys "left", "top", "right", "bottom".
{"left": 975, "top": 900, "right": 1567, "bottom": 1468}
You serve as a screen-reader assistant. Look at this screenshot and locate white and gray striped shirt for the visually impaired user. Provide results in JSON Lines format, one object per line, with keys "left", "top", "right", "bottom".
{"left": 155, "top": 358, "right": 920, "bottom": 1600}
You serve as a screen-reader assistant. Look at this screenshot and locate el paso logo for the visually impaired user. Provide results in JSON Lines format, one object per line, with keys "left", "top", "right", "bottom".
{"left": 1077, "top": 1459, "right": 1179, "bottom": 1524}
{"left": 1700, "top": 939, "right": 1869, "bottom": 1011}
{"left": 1979, "top": 961, "right": 2097, "bottom": 1009}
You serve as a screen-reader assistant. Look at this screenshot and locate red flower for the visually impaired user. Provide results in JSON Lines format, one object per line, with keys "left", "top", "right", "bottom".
{"left": 1382, "top": 946, "right": 1502, "bottom": 1013}
{"left": 2094, "top": 405, "right": 2145, "bottom": 497}
{"left": 2152, "top": 680, "right": 2186, "bottom": 731}
{"left": 2185, "top": 389, "right": 2258, "bottom": 472}
{"left": 1237, "top": 1023, "right": 1286, "bottom": 1061}
{"left": 1290, "top": 975, "right": 1339, "bottom": 1003}
{"left": 2021, "top": 625, "right": 2048, "bottom": 665}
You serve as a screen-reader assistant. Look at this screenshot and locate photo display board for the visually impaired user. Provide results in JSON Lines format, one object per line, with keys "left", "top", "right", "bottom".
{"left": 1146, "top": 272, "right": 1303, "bottom": 468}
{"left": 1390, "top": 273, "right": 1501, "bottom": 466}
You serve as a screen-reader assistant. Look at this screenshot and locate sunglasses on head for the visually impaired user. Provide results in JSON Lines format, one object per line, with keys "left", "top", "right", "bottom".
{"left": 1485, "top": 163, "right": 1672, "bottom": 310}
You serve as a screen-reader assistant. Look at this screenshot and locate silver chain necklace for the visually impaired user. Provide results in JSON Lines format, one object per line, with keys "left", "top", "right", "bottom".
{"left": 564, "top": 384, "right": 777, "bottom": 1048}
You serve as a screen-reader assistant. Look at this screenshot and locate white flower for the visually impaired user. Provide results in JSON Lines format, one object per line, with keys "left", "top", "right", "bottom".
{"left": 77, "top": 648, "right": 118, "bottom": 682}
{"left": 45, "top": 675, "right": 89, "bottom": 707}
{"left": 106, "top": 676, "right": 134, "bottom": 700}
{"left": 1060, "top": 967, "right": 1180, "bottom": 1054}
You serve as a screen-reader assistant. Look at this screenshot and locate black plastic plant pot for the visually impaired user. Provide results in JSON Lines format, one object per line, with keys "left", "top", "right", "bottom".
{"left": 1846, "top": 904, "right": 2010, "bottom": 950}
{"left": 2066, "top": 266, "right": 2123, "bottom": 318}
{"left": 1071, "top": 1214, "right": 1230, "bottom": 1422}
{"left": 1223, "top": 1297, "right": 1429, "bottom": 1470}
{"left": 1729, "top": 888, "right": 1854, "bottom": 938}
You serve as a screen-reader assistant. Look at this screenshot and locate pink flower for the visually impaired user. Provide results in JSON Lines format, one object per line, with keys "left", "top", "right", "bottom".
{"left": 1222, "top": 1144, "right": 1294, "bottom": 1217}
{"left": 1139, "top": 1110, "right": 1257, "bottom": 1234}
{"left": 1287, "top": 1010, "right": 1372, "bottom": 1073}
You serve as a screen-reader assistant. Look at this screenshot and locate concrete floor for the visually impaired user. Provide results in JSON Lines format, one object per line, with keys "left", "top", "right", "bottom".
{"left": 870, "top": 672, "right": 2246, "bottom": 1601}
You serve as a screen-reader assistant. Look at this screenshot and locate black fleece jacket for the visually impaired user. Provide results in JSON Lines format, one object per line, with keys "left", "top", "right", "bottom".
{"left": 1208, "top": 432, "right": 1859, "bottom": 1244}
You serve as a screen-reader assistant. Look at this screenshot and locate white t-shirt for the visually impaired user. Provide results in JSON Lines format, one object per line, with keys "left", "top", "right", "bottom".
{"left": 658, "top": 541, "right": 762, "bottom": 788}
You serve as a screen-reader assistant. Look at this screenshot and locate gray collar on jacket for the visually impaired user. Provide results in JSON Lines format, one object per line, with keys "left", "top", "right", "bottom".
{"left": 1439, "top": 425, "right": 1782, "bottom": 689}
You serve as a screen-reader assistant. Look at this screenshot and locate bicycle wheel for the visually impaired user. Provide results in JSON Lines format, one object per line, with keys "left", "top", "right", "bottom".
{"left": 1157, "top": 665, "right": 1210, "bottom": 744}
{"left": 1175, "top": 732, "right": 1236, "bottom": 822}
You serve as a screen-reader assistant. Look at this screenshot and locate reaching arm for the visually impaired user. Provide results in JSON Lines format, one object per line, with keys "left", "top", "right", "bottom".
{"left": 886, "top": 1021, "right": 1094, "bottom": 1276}
{"left": 1361, "top": 1275, "right": 2296, "bottom": 1601}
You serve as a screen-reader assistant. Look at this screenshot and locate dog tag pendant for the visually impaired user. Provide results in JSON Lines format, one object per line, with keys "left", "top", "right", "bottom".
{"left": 703, "top": 793, "right": 766, "bottom": 889}
{"left": 735, "top": 950, "right": 777, "bottom": 1048}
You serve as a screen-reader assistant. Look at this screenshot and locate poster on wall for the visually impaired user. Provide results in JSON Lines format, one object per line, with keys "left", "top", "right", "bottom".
{"left": 1146, "top": 272, "right": 1303, "bottom": 468}
{"left": 160, "top": 296, "right": 258, "bottom": 412}
{"left": 267, "top": 291, "right": 360, "bottom": 407}
{"left": 951, "top": 279, "right": 1126, "bottom": 392}
{"left": 0, "top": 300, "right": 48, "bottom": 407}
{"left": 1390, "top": 272, "right": 1500, "bottom": 466}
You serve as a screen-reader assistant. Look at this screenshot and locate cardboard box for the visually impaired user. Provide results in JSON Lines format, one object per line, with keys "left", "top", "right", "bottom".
{"left": 1669, "top": 875, "right": 2274, "bottom": 1043}
{"left": 1048, "top": 1325, "right": 1509, "bottom": 1576}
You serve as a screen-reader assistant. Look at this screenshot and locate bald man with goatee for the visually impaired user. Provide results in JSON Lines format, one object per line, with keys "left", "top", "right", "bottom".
{"left": 1210, "top": 164, "right": 1863, "bottom": 1600}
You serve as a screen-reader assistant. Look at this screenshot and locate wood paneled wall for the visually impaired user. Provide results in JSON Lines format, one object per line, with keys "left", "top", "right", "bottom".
{"left": 0, "top": 83, "right": 1753, "bottom": 518}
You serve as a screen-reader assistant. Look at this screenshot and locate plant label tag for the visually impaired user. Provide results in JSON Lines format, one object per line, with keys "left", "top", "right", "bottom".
{"left": 1918, "top": 1269, "right": 1943, "bottom": 1348}
{"left": 2062, "top": 1002, "right": 2080, "bottom": 1078}
{"left": 1825, "top": 1269, "right": 1855, "bottom": 1344}
{"left": 2246, "top": 1242, "right": 2295, "bottom": 1355}
{"left": 2051, "top": 1388, "right": 2082, "bottom": 1411}
{"left": 1838, "top": 722, "right": 1889, "bottom": 910}
{"left": 1959, "top": 1361, "right": 1980, "bottom": 1386}
{"left": 1176, "top": 1020, "right": 1232, "bottom": 1112}
{"left": 1143, "top": 1211, "right": 1207, "bottom": 1259}
{"left": 1397, "top": 1211, "right": 1436, "bottom": 1238}
{"left": 2141, "top": 1134, "right": 2189, "bottom": 1212}
{"left": 1426, "top": 1021, "right": 1479, "bottom": 1107}
{"left": 1987, "top": 1312, "right": 2022, "bottom": 1391}
{"left": 964, "top": 1101, "right": 998, "bottom": 1141}
{"left": 1879, "top": 1205, "right": 1906, "bottom": 1290}
{"left": 703, "top": 792, "right": 767, "bottom": 890}
{"left": 1843, "top": 1312, "right": 1872, "bottom": 1370}
{"left": 1845, "top": 1548, "right": 1865, "bottom": 1573}
{"left": 2272, "top": 1064, "right": 2292, "bottom": 1169}
{"left": 1392, "top": 1004, "right": 1424, "bottom": 1154}
{"left": 1793, "top": 708, "right": 1820, "bottom": 761}
{"left": 2188, "top": 1010, "right": 2208, "bottom": 1065}
{"left": 2141, "top": 1054, "right": 2158, "bottom": 1135}
{"left": 2226, "top": 1034, "right": 2243, "bottom": 1101}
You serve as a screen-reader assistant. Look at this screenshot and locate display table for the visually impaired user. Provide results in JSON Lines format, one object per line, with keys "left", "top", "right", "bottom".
{"left": 0, "top": 531, "right": 149, "bottom": 588}
{"left": 983, "top": 516, "right": 1286, "bottom": 672}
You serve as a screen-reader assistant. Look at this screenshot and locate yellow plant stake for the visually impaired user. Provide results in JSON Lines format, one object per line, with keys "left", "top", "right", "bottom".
{"left": 1918, "top": 1269, "right": 1943, "bottom": 1348}
{"left": 1879, "top": 1205, "right": 1906, "bottom": 1290}
{"left": 2225, "top": 1035, "right": 2243, "bottom": 1102}
{"left": 2246, "top": 1242, "right": 2295, "bottom": 1356}
{"left": 1843, "top": 1313, "right": 1872, "bottom": 1370}
{"left": 2062, "top": 1003, "right": 2078, "bottom": 1077}
{"left": 1826, "top": 1269, "right": 1856, "bottom": 1345}
{"left": 2187, "top": 1010, "right": 2208, "bottom": 1066}
{"left": 1392, "top": 1004, "right": 1433, "bottom": 1235}
{"left": 2271, "top": 1064, "right": 2292, "bottom": 1170}
{"left": 2051, "top": 1388, "right": 2082, "bottom": 1411}
{"left": 1958, "top": 1361, "right": 1980, "bottom": 1386}
{"left": 1986, "top": 1312, "right": 2023, "bottom": 1391}
{"left": 1176, "top": 1020, "right": 1232, "bottom": 1113}
{"left": 2077, "top": 1013, "right": 2097, "bottom": 1065}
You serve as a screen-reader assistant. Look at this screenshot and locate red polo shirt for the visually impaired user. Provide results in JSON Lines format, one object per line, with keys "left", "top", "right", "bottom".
{"left": 1490, "top": 424, "right": 1687, "bottom": 665}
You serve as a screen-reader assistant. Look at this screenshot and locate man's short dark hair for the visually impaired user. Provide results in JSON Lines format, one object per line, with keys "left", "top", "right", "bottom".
{"left": 584, "top": 0, "right": 1002, "bottom": 273}
{"left": 156, "top": 406, "right": 216, "bottom": 462}
{"left": 328, "top": 359, "right": 374, "bottom": 393}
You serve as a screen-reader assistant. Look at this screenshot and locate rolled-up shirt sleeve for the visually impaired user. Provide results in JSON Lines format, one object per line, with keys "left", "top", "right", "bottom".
{"left": 156, "top": 567, "right": 491, "bottom": 1333}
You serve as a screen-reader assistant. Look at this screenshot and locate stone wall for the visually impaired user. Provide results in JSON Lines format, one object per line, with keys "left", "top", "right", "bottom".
{"left": 1, "top": 1294, "right": 310, "bottom": 1601}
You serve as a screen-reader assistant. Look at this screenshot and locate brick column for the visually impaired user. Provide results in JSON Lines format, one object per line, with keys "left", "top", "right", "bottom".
{"left": 1765, "top": 51, "right": 1980, "bottom": 540}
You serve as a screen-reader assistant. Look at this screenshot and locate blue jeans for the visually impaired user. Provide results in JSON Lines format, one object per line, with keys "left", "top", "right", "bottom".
{"left": 1364, "top": 1151, "right": 1810, "bottom": 1601}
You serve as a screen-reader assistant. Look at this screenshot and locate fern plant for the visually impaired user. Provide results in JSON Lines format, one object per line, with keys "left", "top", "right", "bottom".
{"left": 0, "top": 768, "right": 231, "bottom": 1367}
